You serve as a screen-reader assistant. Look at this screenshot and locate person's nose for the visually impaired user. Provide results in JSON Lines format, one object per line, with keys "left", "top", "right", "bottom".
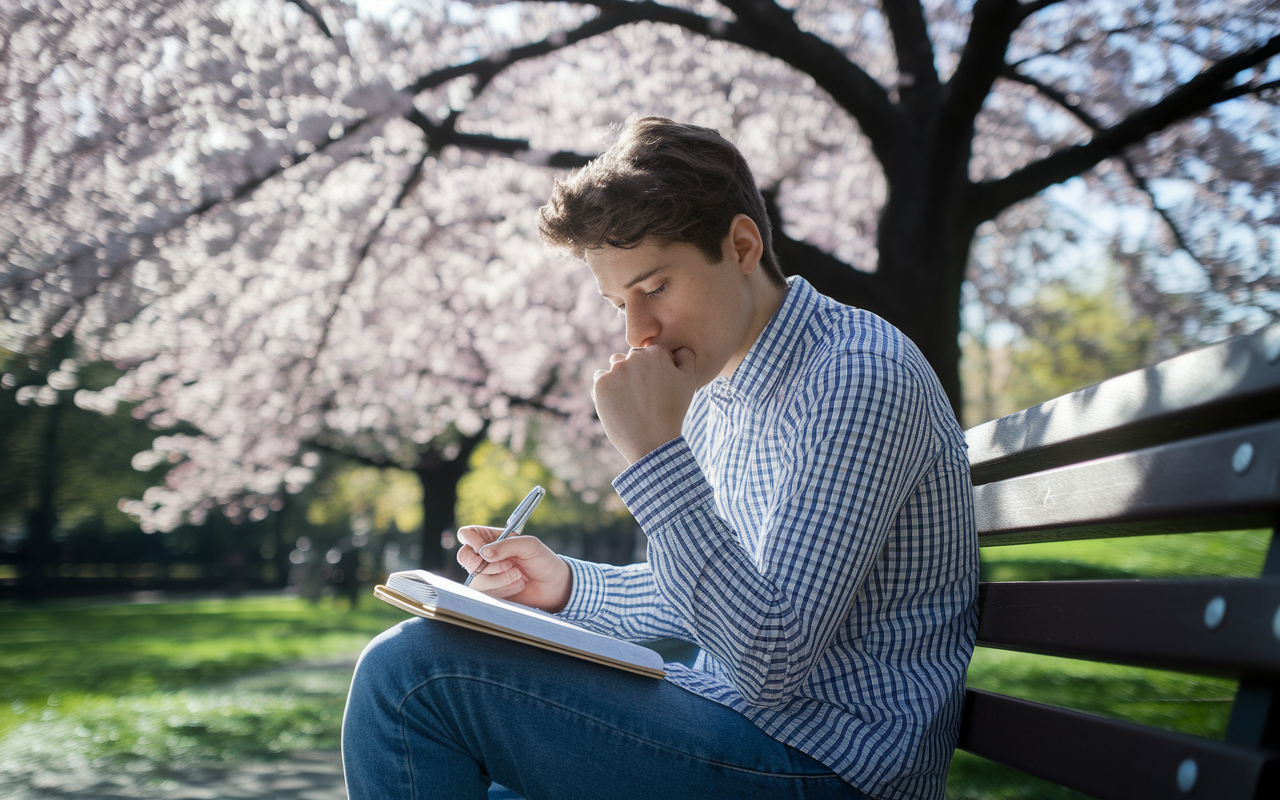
{"left": 625, "top": 305, "right": 659, "bottom": 350}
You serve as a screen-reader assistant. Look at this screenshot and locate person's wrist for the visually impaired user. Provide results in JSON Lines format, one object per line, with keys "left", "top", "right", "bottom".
{"left": 546, "top": 559, "right": 572, "bottom": 613}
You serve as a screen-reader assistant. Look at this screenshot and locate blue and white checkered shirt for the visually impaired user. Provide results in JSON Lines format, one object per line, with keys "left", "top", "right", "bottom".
{"left": 560, "top": 277, "right": 978, "bottom": 800}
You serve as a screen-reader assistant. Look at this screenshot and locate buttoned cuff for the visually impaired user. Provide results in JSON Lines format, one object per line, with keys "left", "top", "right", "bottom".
{"left": 612, "top": 437, "right": 715, "bottom": 531}
{"left": 556, "top": 556, "right": 607, "bottom": 622}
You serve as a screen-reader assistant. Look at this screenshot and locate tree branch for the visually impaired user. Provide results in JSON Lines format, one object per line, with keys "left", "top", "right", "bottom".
{"left": 1005, "top": 67, "right": 1229, "bottom": 274}
{"left": 1215, "top": 77, "right": 1280, "bottom": 103}
{"left": 881, "top": 0, "right": 940, "bottom": 101}
{"left": 307, "top": 439, "right": 398, "bottom": 470}
{"left": 1002, "top": 65, "right": 1103, "bottom": 129}
{"left": 1117, "top": 154, "right": 1213, "bottom": 273}
{"left": 304, "top": 147, "right": 430, "bottom": 375}
{"left": 761, "top": 188, "right": 884, "bottom": 313}
{"left": 1017, "top": 0, "right": 1066, "bottom": 19}
{"left": 715, "top": 0, "right": 902, "bottom": 160}
{"left": 8, "top": 114, "right": 377, "bottom": 345}
{"left": 936, "top": 0, "right": 1031, "bottom": 174}
{"left": 973, "top": 33, "right": 1280, "bottom": 221}
{"left": 404, "top": 0, "right": 902, "bottom": 162}
{"left": 404, "top": 6, "right": 644, "bottom": 96}
{"left": 942, "top": 0, "right": 1026, "bottom": 118}
{"left": 1009, "top": 23, "right": 1151, "bottom": 68}
{"left": 285, "top": 0, "right": 333, "bottom": 39}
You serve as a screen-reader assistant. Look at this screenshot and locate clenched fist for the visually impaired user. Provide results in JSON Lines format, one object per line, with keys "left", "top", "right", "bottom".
{"left": 592, "top": 344, "right": 697, "bottom": 464}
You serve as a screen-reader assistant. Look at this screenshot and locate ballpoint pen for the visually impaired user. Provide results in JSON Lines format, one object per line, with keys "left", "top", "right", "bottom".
{"left": 463, "top": 485, "right": 545, "bottom": 587}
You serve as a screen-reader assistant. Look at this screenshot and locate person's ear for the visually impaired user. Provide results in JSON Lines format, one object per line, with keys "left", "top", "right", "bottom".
{"left": 726, "top": 214, "right": 763, "bottom": 276}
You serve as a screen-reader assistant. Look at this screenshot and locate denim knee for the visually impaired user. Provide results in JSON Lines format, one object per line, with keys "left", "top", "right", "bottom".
{"left": 351, "top": 617, "right": 436, "bottom": 698}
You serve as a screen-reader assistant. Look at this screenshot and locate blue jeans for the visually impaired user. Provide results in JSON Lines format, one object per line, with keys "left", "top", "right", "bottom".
{"left": 342, "top": 617, "right": 872, "bottom": 800}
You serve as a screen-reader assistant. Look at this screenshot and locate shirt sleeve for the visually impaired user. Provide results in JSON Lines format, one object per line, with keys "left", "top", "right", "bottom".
{"left": 556, "top": 556, "right": 698, "bottom": 642}
{"left": 613, "top": 352, "right": 941, "bottom": 708}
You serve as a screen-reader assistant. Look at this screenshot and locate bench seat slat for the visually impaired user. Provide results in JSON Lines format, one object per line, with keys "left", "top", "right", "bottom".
{"left": 959, "top": 689, "right": 1278, "bottom": 800}
{"left": 968, "top": 324, "right": 1280, "bottom": 485}
{"left": 973, "top": 418, "right": 1280, "bottom": 545}
{"left": 975, "top": 579, "right": 1280, "bottom": 678}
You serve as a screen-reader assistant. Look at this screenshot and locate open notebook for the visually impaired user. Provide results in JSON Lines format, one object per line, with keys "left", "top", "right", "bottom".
{"left": 375, "top": 570, "right": 665, "bottom": 679}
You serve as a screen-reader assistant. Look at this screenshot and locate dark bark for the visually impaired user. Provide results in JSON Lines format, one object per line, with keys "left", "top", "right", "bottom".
{"left": 20, "top": 400, "right": 61, "bottom": 601}
{"left": 870, "top": 165, "right": 976, "bottom": 415}
{"left": 411, "top": 429, "right": 487, "bottom": 577}
{"left": 974, "top": 33, "right": 1280, "bottom": 220}
{"left": 771, "top": 169, "right": 976, "bottom": 415}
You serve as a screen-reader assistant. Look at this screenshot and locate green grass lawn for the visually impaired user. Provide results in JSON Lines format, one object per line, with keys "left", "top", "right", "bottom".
{"left": 0, "top": 593, "right": 405, "bottom": 786}
{"left": 0, "top": 528, "right": 1271, "bottom": 797}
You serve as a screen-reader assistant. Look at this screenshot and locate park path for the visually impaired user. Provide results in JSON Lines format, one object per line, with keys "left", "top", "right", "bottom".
{"left": 6, "top": 749, "right": 347, "bottom": 800}
{"left": 2, "top": 651, "right": 352, "bottom": 800}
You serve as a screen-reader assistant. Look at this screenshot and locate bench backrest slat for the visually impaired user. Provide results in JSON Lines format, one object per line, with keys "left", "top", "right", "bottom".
{"left": 973, "top": 419, "right": 1280, "bottom": 545}
{"left": 976, "top": 579, "right": 1280, "bottom": 678}
{"left": 967, "top": 324, "right": 1280, "bottom": 486}
{"left": 961, "top": 689, "right": 1279, "bottom": 800}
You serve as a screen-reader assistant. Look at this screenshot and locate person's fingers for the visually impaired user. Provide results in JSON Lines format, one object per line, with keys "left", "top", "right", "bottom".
{"left": 672, "top": 346, "right": 696, "bottom": 375}
{"left": 457, "top": 545, "right": 484, "bottom": 573}
{"left": 457, "top": 525, "right": 503, "bottom": 550}
{"left": 478, "top": 533, "right": 546, "bottom": 563}
{"left": 470, "top": 565, "right": 526, "bottom": 597}
{"left": 460, "top": 546, "right": 518, "bottom": 576}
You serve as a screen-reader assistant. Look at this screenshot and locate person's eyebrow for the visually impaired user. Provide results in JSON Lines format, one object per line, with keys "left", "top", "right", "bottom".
{"left": 624, "top": 266, "right": 666, "bottom": 289}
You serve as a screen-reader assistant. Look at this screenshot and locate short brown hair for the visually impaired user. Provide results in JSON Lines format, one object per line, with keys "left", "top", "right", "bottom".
{"left": 538, "top": 116, "right": 785, "bottom": 285}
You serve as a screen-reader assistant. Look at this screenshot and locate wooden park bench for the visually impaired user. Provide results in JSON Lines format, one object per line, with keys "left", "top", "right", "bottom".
{"left": 957, "top": 322, "right": 1280, "bottom": 799}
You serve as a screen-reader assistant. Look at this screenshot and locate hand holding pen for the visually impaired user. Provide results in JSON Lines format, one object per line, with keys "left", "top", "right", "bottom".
{"left": 463, "top": 485, "right": 545, "bottom": 587}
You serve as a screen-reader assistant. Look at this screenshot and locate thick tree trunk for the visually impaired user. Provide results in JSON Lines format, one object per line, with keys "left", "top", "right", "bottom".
{"left": 780, "top": 168, "right": 977, "bottom": 417}
{"left": 872, "top": 184, "right": 976, "bottom": 417}
{"left": 411, "top": 431, "right": 486, "bottom": 578}
{"left": 21, "top": 401, "right": 61, "bottom": 601}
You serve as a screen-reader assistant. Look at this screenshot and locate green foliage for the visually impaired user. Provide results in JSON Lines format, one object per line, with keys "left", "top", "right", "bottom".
{"left": 0, "top": 345, "right": 164, "bottom": 537}
{"left": 1004, "top": 280, "right": 1156, "bottom": 413}
{"left": 305, "top": 463, "right": 424, "bottom": 535}
{"left": 962, "top": 264, "right": 1159, "bottom": 427}
{"left": 456, "top": 441, "right": 630, "bottom": 531}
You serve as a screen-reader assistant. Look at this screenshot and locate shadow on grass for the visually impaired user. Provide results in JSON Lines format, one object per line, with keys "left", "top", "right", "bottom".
{"left": 978, "top": 559, "right": 1142, "bottom": 582}
{"left": 948, "top": 751, "right": 1093, "bottom": 800}
{"left": 0, "top": 597, "right": 405, "bottom": 713}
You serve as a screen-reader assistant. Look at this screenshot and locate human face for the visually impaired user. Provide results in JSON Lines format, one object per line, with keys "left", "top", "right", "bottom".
{"left": 586, "top": 238, "right": 758, "bottom": 390}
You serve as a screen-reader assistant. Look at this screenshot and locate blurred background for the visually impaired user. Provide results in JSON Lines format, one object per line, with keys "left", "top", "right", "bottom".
{"left": 2, "top": 0, "right": 1278, "bottom": 797}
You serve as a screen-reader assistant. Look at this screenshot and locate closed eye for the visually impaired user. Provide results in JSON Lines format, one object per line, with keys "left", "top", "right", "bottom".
{"left": 609, "top": 282, "right": 665, "bottom": 314}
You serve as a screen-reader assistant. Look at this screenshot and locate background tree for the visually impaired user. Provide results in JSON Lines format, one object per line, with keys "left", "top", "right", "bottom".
{"left": 2, "top": 0, "right": 1278, "bottom": 566}
{"left": 961, "top": 253, "right": 1160, "bottom": 425}
{"left": 0, "top": 342, "right": 169, "bottom": 597}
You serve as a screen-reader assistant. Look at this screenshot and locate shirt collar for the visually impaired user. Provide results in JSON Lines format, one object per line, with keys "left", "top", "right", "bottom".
{"left": 711, "top": 276, "right": 821, "bottom": 404}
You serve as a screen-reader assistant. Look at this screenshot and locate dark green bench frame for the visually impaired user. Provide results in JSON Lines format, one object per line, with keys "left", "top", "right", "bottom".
{"left": 958, "top": 323, "right": 1280, "bottom": 799}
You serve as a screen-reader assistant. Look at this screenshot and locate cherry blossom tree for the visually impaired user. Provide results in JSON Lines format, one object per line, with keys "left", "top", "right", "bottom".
{"left": 3, "top": 0, "right": 1278, "bottom": 568}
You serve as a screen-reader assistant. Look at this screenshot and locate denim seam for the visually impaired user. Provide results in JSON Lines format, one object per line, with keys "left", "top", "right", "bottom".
{"left": 398, "top": 712, "right": 418, "bottom": 799}
{"left": 397, "top": 673, "right": 845, "bottom": 782}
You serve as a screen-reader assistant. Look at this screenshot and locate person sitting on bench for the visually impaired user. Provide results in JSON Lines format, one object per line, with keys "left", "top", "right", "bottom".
{"left": 341, "top": 116, "right": 980, "bottom": 800}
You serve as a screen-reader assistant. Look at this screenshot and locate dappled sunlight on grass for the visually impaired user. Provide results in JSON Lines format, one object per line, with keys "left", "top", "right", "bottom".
{"left": 0, "top": 595, "right": 406, "bottom": 784}
{"left": 1, "top": 661, "right": 354, "bottom": 783}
